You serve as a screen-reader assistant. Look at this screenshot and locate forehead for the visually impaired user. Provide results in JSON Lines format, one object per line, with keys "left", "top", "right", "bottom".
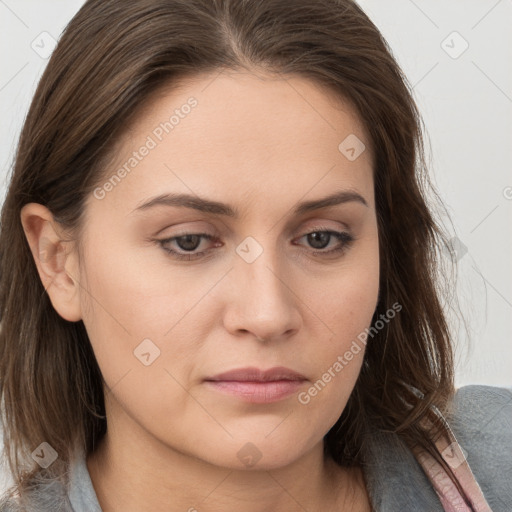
{"left": 92, "top": 69, "right": 374, "bottom": 215}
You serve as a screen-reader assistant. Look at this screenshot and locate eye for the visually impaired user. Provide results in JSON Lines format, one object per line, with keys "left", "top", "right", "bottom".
{"left": 155, "top": 229, "right": 355, "bottom": 262}
{"left": 157, "top": 233, "right": 219, "bottom": 261}
{"left": 294, "top": 229, "right": 354, "bottom": 257}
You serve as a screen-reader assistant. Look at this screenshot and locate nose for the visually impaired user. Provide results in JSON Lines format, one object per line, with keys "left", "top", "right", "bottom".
{"left": 222, "top": 244, "right": 303, "bottom": 343}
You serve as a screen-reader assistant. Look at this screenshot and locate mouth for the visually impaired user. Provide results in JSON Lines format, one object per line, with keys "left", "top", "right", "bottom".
{"left": 203, "top": 366, "right": 308, "bottom": 404}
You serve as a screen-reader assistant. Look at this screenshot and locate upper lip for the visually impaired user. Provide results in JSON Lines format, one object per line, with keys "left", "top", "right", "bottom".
{"left": 205, "top": 366, "right": 307, "bottom": 382}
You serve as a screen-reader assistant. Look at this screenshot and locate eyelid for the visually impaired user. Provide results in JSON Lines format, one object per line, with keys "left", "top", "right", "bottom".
{"left": 156, "top": 225, "right": 355, "bottom": 262}
{"left": 155, "top": 217, "right": 349, "bottom": 238}
{"left": 156, "top": 222, "right": 349, "bottom": 244}
{"left": 153, "top": 221, "right": 215, "bottom": 238}
{"left": 301, "top": 222, "right": 349, "bottom": 235}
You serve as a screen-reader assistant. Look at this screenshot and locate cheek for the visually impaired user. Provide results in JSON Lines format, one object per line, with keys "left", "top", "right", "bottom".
{"left": 77, "top": 238, "right": 218, "bottom": 393}
{"left": 77, "top": 246, "right": 205, "bottom": 441}
{"left": 79, "top": 234, "right": 218, "bottom": 335}
{"left": 297, "top": 248, "right": 379, "bottom": 417}
{"left": 311, "top": 246, "right": 380, "bottom": 348}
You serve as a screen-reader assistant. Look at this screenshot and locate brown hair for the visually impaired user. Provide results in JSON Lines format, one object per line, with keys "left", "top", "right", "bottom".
{"left": 0, "top": 0, "right": 465, "bottom": 504}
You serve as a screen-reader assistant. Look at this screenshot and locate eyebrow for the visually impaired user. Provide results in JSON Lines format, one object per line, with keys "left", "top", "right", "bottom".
{"left": 130, "top": 190, "right": 368, "bottom": 217}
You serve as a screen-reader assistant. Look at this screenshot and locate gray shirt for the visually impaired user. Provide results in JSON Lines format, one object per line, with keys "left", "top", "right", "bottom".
{"left": 1, "top": 384, "right": 511, "bottom": 511}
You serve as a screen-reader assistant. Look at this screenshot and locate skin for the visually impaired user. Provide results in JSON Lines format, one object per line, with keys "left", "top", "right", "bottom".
{"left": 21, "top": 69, "right": 379, "bottom": 512}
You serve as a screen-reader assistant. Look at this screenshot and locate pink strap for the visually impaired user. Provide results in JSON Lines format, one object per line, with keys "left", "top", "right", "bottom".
{"left": 412, "top": 405, "right": 493, "bottom": 512}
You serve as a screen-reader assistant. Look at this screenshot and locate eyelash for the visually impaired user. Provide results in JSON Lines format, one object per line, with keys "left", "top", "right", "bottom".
{"left": 156, "top": 229, "right": 355, "bottom": 261}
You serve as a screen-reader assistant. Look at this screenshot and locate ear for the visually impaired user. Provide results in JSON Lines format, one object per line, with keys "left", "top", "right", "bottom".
{"left": 20, "top": 203, "right": 83, "bottom": 322}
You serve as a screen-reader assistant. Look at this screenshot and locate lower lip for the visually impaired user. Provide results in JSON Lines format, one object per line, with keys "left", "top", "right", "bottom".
{"left": 204, "top": 380, "right": 306, "bottom": 403}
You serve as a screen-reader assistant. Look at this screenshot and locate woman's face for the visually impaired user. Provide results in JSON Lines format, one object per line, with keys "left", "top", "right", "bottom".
{"left": 76, "top": 70, "right": 379, "bottom": 469}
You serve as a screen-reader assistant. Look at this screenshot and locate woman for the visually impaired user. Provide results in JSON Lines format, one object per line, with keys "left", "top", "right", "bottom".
{"left": 0, "top": 0, "right": 510, "bottom": 511}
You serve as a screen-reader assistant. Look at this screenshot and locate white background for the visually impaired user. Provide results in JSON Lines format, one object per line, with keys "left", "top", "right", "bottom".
{"left": 1, "top": 0, "right": 511, "bottom": 490}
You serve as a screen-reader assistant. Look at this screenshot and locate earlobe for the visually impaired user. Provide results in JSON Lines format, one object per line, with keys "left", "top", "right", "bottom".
{"left": 20, "top": 203, "right": 83, "bottom": 322}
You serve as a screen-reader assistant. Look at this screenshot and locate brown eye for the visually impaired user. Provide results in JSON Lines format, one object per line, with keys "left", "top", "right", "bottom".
{"left": 306, "top": 231, "right": 331, "bottom": 249}
{"left": 174, "top": 234, "right": 202, "bottom": 251}
{"left": 158, "top": 233, "right": 218, "bottom": 261}
{"left": 296, "top": 230, "right": 354, "bottom": 256}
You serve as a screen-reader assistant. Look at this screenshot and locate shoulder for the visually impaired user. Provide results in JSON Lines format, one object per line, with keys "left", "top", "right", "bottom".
{"left": 447, "top": 384, "right": 512, "bottom": 510}
{"left": 361, "top": 385, "right": 511, "bottom": 511}
{"left": 0, "top": 492, "right": 23, "bottom": 512}
{"left": 450, "top": 384, "right": 512, "bottom": 418}
{"left": 0, "top": 477, "right": 74, "bottom": 512}
{"left": 448, "top": 384, "right": 512, "bottom": 442}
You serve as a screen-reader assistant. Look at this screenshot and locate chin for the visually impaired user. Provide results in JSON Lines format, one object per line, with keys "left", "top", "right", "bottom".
{"left": 210, "top": 434, "right": 315, "bottom": 471}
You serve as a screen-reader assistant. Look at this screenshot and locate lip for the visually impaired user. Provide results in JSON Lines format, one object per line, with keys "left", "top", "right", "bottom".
{"left": 205, "top": 366, "right": 307, "bottom": 382}
{"left": 204, "top": 366, "right": 308, "bottom": 404}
